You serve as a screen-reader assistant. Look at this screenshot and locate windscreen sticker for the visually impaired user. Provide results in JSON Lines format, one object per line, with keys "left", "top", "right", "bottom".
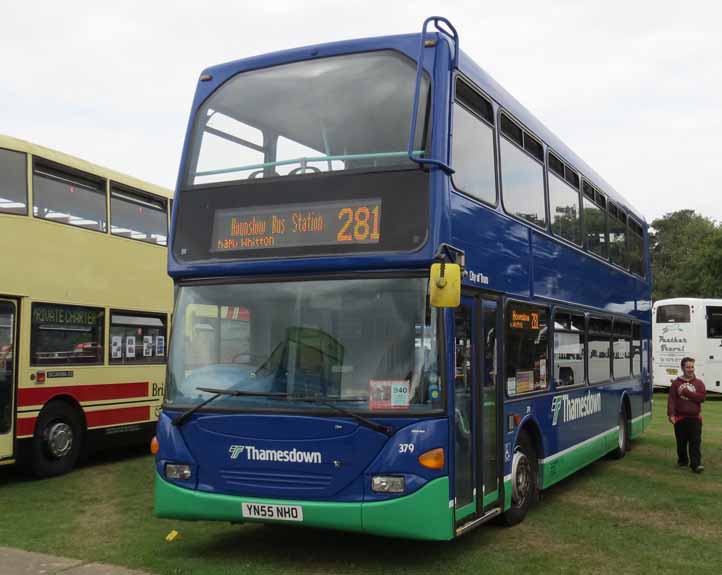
{"left": 369, "top": 380, "right": 410, "bottom": 410}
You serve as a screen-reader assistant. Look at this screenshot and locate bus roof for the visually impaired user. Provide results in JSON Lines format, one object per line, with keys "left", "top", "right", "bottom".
{"left": 196, "top": 31, "right": 644, "bottom": 226}
{"left": 0, "top": 133, "right": 172, "bottom": 200}
{"left": 654, "top": 298, "right": 722, "bottom": 307}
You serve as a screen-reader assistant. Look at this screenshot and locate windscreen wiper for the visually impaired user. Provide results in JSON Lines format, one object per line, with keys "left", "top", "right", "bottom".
{"left": 171, "top": 387, "right": 288, "bottom": 427}
{"left": 172, "top": 387, "right": 393, "bottom": 436}
{"left": 287, "top": 395, "right": 393, "bottom": 437}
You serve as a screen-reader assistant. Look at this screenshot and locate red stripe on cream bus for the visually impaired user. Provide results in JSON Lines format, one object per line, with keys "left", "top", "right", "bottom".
{"left": 17, "top": 382, "right": 149, "bottom": 407}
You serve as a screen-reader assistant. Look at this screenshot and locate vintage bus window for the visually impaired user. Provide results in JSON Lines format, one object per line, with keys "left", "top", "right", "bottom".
{"left": 583, "top": 198, "right": 607, "bottom": 258}
{"left": 110, "top": 186, "right": 168, "bottom": 246}
{"left": 451, "top": 102, "right": 496, "bottom": 206}
{"left": 554, "top": 311, "right": 585, "bottom": 387}
{"left": 613, "top": 320, "right": 632, "bottom": 379}
{"left": 549, "top": 171, "right": 581, "bottom": 245}
{"left": 167, "top": 278, "right": 440, "bottom": 413}
{"left": 109, "top": 312, "right": 167, "bottom": 364}
{"left": 0, "top": 148, "right": 27, "bottom": 215}
{"left": 707, "top": 306, "right": 722, "bottom": 338}
{"left": 30, "top": 303, "right": 104, "bottom": 366}
{"left": 500, "top": 138, "right": 546, "bottom": 228}
{"left": 588, "top": 316, "right": 611, "bottom": 384}
{"left": 0, "top": 302, "right": 14, "bottom": 433}
{"left": 33, "top": 165, "right": 107, "bottom": 232}
{"left": 656, "top": 305, "right": 690, "bottom": 323}
{"left": 186, "top": 51, "right": 430, "bottom": 186}
{"left": 505, "top": 303, "right": 548, "bottom": 395}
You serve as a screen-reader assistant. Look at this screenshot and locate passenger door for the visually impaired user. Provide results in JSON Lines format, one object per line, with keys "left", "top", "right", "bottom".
{"left": 453, "top": 294, "right": 501, "bottom": 527}
{"left": 0, "top": 298, "right": 17, "bottom": 460}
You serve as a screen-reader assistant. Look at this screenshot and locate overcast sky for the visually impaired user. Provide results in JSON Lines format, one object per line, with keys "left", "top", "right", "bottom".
{"left": 2, "top": 0, "right": 720, "bottom": 224}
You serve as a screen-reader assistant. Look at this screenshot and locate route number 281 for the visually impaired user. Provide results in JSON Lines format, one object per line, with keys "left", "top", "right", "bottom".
{"left": 336, "top": 206, "right": 380, "bottom": 242}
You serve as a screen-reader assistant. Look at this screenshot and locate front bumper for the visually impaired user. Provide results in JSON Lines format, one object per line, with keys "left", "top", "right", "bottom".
{"left": 154, "top": 473, "right": 454, "bottom": 540}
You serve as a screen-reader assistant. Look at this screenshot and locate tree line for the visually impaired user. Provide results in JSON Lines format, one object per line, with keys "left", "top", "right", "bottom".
{"left": 650, "top": 210, "right": 722, "bottom": 301}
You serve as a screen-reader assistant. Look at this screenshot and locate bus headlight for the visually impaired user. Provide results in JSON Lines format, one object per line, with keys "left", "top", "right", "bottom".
{"left": 371, "top": 475, "right": 405, "bottom": 493}
{"left": 165, "top": 463, "right": 192, "bottom": 480}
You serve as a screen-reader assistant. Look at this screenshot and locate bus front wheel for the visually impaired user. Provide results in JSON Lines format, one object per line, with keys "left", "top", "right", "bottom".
{"left": 501, "top": 431, "right": 538, "bottom": 526}
{"left": 30, "top": 402, "right": 83, "bottom": 478}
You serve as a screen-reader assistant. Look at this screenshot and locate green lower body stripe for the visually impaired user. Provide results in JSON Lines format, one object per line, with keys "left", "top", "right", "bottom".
{"left": 155, "top": 474, "right": 455, "bottom": 540}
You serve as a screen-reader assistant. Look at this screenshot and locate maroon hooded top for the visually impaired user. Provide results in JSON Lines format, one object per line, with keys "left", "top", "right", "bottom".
{"left": 667, "top": 376, "right": 706, "bottom": 420}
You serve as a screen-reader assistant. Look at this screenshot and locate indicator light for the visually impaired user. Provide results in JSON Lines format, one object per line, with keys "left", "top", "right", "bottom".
{"left": 418, "top": 447, "right": 445, "bottom": 470}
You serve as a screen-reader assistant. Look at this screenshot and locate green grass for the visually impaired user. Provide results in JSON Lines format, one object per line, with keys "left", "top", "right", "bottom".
{"left": 2, "top": 393, "right": 722, "bottom": 574}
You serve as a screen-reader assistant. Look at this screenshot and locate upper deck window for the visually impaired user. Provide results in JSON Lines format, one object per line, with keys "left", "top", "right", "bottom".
{"left": 452, "top": 80, "right": 496, "bottom": 205}
{"left": 186, "top": 51, "right": 430, "bottom": 186}
{"left": 548, "top": 152, "right": 581, "bottom": 245}
{"left": 500, "top": 114, "right": 546, "bottom": 228}
{"left": 110, "top": 185, "right": 168, "bottom": 246}
{"left": 582, "top": 181, "right": 607, "bottom": 258}
{"left": 33, "top": 163, "right": 107, "bottom": 232}
{"left": 0, "top": 148, "right": 27, "bottom": 215}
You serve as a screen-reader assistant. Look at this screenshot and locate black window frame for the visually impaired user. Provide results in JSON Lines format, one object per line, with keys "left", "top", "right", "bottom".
{"left": 504, "top": 300, "right": 550, "bottom": 398}
{"left": 109, "top": 309, "right": 168, "bottom": 365}
{"left": 552, "top": 308, "right": 587, "bottom": 389}
{"left": 612, "top": 319, "right": 632, "bottom": 380}
{"left": 30, "top": 302, "right": 105, "bottom": 367}
{"left": 0, "top": 147, "right": 29, "bottom": 216}
{"left": 32, "top": 159, "right": 108, "bottom": 234}
{"left": 451, "top": 77, "right": 498, "bottom": 208}
{"left": 547, "top": 151, "right": 582, "bottom": 246}
{"left": 656, "top": 304, "right": 691, "bottom": 324}
{"left": 499, "top": 112, "right": 547, "bottom": 230}
{"left": 706, "top": 306, "right": 722, "bottom": 339}
{"left": 587, "top": 314, "right": 612, "bottom": 385}
{"left": 110, "top": 182, "right": 169, "bottom": 246}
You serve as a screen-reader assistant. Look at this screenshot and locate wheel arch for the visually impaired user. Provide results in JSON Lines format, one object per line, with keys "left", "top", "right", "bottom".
{"left": 35, "top": 394, "right": 87, "bottom": 435}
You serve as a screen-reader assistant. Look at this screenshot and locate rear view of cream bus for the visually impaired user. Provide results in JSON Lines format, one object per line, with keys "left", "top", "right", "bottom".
{"left": 653, "top": 298, "right": 722, "bottom": 393}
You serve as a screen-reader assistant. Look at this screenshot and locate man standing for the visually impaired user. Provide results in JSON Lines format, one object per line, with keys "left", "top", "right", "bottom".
{"left": 668, "top": 357, "right": 706, "bottom": 473}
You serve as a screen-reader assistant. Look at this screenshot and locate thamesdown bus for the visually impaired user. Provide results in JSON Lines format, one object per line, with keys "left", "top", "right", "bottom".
{"left": 0, "top": 135, "right": 173, "bottom": 477}
{"left": 653, "top": 298, "right": 722, "bottom": 393}
{"left": 154, "top": 17, "right": 652, "bottom": 539}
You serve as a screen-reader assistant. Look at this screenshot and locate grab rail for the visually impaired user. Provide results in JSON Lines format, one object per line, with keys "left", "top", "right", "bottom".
{"left": 407, "top": 16, "right": 459, "bottom": 175}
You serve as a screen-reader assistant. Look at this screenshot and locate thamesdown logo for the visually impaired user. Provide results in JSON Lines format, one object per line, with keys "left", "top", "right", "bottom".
{"left": 228, "top": 445, "right": 323, "bottom": 464}
{"left": 551, "top": 392, "right": 602, "bottom": 426}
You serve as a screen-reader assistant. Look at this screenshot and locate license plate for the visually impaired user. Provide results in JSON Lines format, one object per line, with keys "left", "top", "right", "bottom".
{"left": 241, "top": 503, "right": 303, "bottom": 522}
{"left": 666, "top": 368, "right": 678, "bottom": 375}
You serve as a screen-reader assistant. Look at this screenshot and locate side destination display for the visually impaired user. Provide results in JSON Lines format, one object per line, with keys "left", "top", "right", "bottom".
{"left": 211, "top": 198, "right": 382, "bottom": 252}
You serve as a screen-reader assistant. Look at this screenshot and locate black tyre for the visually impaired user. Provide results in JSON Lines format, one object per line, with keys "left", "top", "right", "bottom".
{"left": 610, "top": 409, "right": 629, "bottom": 460}
{"left": 500, "top": 431, "right": 538, "bottom": 526}
{"left": 30, "top": 401, "right": 83, "bottom": 478}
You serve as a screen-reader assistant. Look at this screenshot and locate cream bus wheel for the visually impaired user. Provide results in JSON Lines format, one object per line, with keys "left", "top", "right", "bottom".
{"left": 30, "top": 402, "right": 83, "bottom": 478}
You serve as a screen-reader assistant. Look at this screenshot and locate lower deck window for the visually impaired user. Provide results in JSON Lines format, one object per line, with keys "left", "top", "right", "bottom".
{"left": 31, "top": 303, "right": 104, "bottom": 365}
{"left": 505, "top": 303, "right": 548, "bottom": 395}
{"left": 110, "top": 312, "right": 167, "bottom": 364}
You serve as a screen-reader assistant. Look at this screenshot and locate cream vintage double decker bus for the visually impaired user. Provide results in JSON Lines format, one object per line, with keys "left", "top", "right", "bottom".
{"left": 0, "top": 134, "right": 173, "bottom": 476}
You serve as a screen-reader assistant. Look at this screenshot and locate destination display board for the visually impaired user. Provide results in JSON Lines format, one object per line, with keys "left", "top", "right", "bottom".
{"left": 210, "top": 199, "right": 382, "bottom": 253}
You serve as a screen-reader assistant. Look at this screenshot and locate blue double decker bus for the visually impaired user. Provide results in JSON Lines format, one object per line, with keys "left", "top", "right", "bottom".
{"left": 154, "top": 18, "right": 652, "bottom": 540}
